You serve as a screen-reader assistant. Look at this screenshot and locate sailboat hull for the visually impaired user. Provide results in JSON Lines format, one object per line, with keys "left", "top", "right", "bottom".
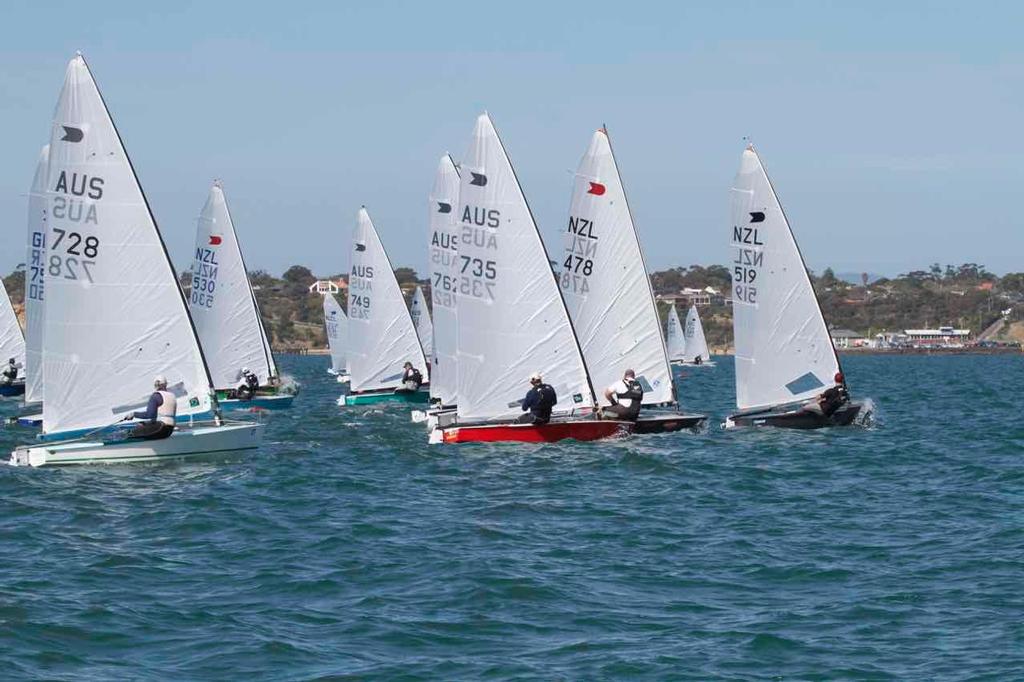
{"left": 10, "top": 422, "right": 263, "bottom": 467}
{"left": 218, "top": 395, "right": 295, "bottom": 412}
{"left": 725, "top": 401, "right": 863, "bottom": 430}
{"left": 341, "top": 388, "right": 430, "bottom": 406}
{"left": 632, "top": 413, "right": 707, "bottom": 434}
{"left": 431, "top": 418, "right": 632, "bottom": 444}
{"left": 0, "top": 381, "right": 26, "bottom": 397}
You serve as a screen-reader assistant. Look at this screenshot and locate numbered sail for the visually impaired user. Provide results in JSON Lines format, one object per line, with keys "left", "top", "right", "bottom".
{"left": 24, "top": 145, "right": 49, "bottom": 404}
{"left": 348, "top": 208, "right": 428, "bottom": 393}
{"left": 41, "top": 54, "right": 213, "bottom": 436}
{"left": 410, "top": 285, "right": 433, "bottom": 359}
{"left": 323, "top": 293, "right": 347, "bottom": 373}
{"left": 455, "top": 113, "right": 594, "bottom": 422}
{"left": 729, "top": 146, "right": 841, "bottom": 410}
{"left": 190, "top": 182, "right": 275, "bottom": 389}
{"left": 427, "top": 154, "right": 460, "bottom": 406}
{"left": 683, "top": 304, "right": 710, "bottom": 363}
{"left": 559, "top": 129, "right": 674, "bottom": 406}
{"left": 665, "top": 304, "right": 686, "bottom": 362}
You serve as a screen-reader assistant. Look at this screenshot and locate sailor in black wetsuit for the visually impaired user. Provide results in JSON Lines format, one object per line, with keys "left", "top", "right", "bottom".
{"left": 602, "top": 369, "right": 644, "bottom": 421}
{"left": 395, "top": 362, "right": 423, "bottom": 394}
{"left": 1, "top": 358, "right": 17, "bottom": 385}
{"left": 236, "top": 367, "right": 259, "bottom": 400}
{"left": 803, "top": 372, "right": 849, "bottom": 417}
{"left": 516, "top": 372, "right": 557, "bottom": 425}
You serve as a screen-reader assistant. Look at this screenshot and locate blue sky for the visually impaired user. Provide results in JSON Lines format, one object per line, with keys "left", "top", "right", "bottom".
{"left": 1, "top": 1, "right": 1022, "bottom": 277}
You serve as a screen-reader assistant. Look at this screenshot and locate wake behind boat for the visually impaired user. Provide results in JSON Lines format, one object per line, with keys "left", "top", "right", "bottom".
{"left": 724, "top": 145, "right": 866, "bottom": 430}
{"left": 10, "top": 54, "right": 261, "bottom": 466}
{"left": 429, "top": 114, "right": 632, "bottom": 444}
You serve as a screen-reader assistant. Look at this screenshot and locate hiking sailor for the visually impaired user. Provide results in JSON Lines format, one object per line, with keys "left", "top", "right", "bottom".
{"left": 395, "top": 361, "right": 423, "bottom": 394}
{"left": 516, "top": 372, "right": 557, "bottom": 425}
{"left": 236, "top": 367, "right": 259, "bottom": 400}
{"left": 801, "top": 372, "right": 849, "bottom": 417}
{"left": 602, "top": 369, "right": 644, "bottom": 420}
{"left": 1, "top": 358, "right": 17, "bottom": 385}
{"left": 125, "top": 375, "right": 177, "bottom": 440}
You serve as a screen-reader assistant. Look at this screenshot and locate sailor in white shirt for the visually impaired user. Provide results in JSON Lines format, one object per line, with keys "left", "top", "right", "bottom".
{"left": 602, "top": 369, "right": 643, "bottom": 420}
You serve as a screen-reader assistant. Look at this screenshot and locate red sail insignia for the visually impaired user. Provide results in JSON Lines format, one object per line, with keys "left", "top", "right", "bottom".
{"left": 209, "top": 235, "right": 223, "bottom": 245}
{"left": 588, "top": 182, "right": 606, "bottom": 196}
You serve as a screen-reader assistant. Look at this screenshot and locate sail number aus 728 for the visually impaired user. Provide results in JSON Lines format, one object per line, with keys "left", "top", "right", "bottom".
{"left": 48, "top": 228, "right": 98, "bottom": 283}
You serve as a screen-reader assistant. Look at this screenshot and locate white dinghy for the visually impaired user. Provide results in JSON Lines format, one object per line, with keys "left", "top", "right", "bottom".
{"left": 340, "top": 208, "right": 430, "bottom": 406}
{"left": 189, "top": 181, "right": 295, "bottom": 412}
{"left": 665, "top": 304, "right": 687, "bottom": 365}
{"left": 724, "top": 146, "right": 863, "bottom": 429}
{"left": 679, "top": 304, "right": 714, "bottom": 367}
{"left": 10, "top": 54, "right": 261, "bottom": 466}
{"left": 0, "top": 275, "right": 26, "bottom": 399}
{"left": 411, "top": 154, "right": 460, "bottom": 427}
{"left": 430, "top": 114, "right": 632, "bottom": 444}
{"left": 559, "top": 128, "right": 705, "bottom": 434}
{"left": 322, "top": 292, "right": 350, "bottom": 383}
{"left": 410, "top": 285, "right": 433, "bottom": 362}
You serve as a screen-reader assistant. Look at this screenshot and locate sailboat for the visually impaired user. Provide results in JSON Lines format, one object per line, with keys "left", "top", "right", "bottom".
{"left": 22, "top": 145, "right": 49, "bottom": 407}
{"left": 10, "top": 53, "right": 261, "bottom": 466}
{"left": 724, "top": 145, "right": 862, "bottom": 429}
{"left": 0, "top": 278, "right": 26, "bottom": 398}
{"left": 410, "top": 285, "right": 433, "bottom": 361}
{"left": 429, "top": 114, "right": 632, "bottom": 444}
{"left": 665, "top": 304, "right": 687, "bottom": 365}
{"left": 680, "top": 304, "right": 714, "bottom": 366}
{"left": 340, "top": 207, "right": 430, "bottom": 406}
{"left": 189, "top": 181, "right": 295, "bottom": 411}
{"left": 322, "top": 292, "right": 349, "bottom": 382}
{"left": 411, "top": 154, "right": 460, "bottom": 427}
{"left": 559, "top": 128, "right": 705, "bottom": 434}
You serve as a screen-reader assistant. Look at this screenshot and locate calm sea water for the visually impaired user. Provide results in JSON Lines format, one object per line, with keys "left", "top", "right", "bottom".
{"left": 0, "top": 354, "right": 1021, "bottom": 680}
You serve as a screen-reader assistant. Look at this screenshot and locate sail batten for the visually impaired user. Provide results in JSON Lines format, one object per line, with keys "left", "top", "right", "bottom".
{"left": 729, "top": 147, "right": 841, "bottom": 411}
{"left": 454, "top": 113, "right": 594, "bottom": 422}
{"left": 41, "top": 54, "right": 213, "bottom": 436}
{"left": 559, "top": 129, "right": 675, "bottom": 406}
{"left": 348, "top": 208, "right": 428, "bottom": 393}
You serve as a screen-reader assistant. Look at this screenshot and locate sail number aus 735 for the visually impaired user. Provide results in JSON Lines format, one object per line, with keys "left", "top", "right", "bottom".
{"left": 48, "top": 228, "right": 99, "bottom": 283}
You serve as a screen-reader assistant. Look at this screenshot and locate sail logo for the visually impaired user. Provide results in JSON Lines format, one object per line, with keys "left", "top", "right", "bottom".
{"left": 437, "top": 202, "right": 452, "bottom": 214}
{"left": 208, "top": 235, "right": 222, "bottom": 246}
{"left": 355, "top": 243, "right": 367, "bottom": 252}
{"left": 749, "top": 211, "right": 765, "bottom": 223}
{"left": 61, "top": 125, "right": 84, "bottom": 143}
{"left": 469, "top": 172, "right": 487, "bottom": 187}
{"left": 587, "top": 182, "right": 606, "bottom": 196}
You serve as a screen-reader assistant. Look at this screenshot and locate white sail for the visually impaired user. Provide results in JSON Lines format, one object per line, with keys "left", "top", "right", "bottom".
{"left": 683, "top": 304, "right": 711, "bottom": 363}
{"left": 455, "top": 113, "right": 594, "bottom": 422}
{"left": 347, "top": 208, "right": 429, "bottom": 393}
{"left": 665, "top": 304, "right": 686, "bottom": 362}
{"left": 24, "top": 144, "right": 49, "bottom": 404}
{"left": 410, "top": 285, "right": 433, "bottom": 359}
{"left": 559, "top": 129, "right": 674, "bottom": 406}
{"left": 323, "top": 293, "right": 347, "bottom": 373}
{"left": 41, "top": 54, "right": 213, "bottom": 436}
{"left": 427, "top": 153, "right": 460, "bottom": 406}
{"left": 0, "top": 280, "right": 25, "bottom": 372}
{"left": 729, "top": 146, "right": 841, "bottom": 411}
{"left": 189, "top": 181, "right": 275, "bottom": 389}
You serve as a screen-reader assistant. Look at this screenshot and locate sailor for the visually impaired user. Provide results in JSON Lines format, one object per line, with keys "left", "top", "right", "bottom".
{"left": 602, "top": 369, "right": 644, "bottom": 420}
{"left": 126, "top": 375, "right": 177, "bottom": 440}
{"left": 516, "top": 372, "right": 557, "bottom": 425}
{"left": 1, "top": 358, "right": 17, "bottom": 385}
{"left": 803, "top": 372, "right": 849, "bottom": 417}
{"left": 236, "top": 367, "right": 259, "bottom": 400}
{"left": 692, "top": 355, "right": 703, "bottom": 366}
{"left": 395, "top": 362, "right": 423, "bottom": 394}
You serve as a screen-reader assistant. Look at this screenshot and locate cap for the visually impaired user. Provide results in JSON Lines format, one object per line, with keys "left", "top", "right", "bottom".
{"left": 834, "top": 372, "right": 844, "bottom": 384}
{"left": 154, "top": 375, "right": 168, "bottom": 387}
{"left": 529, "top": 372, "right": 542, "bottom": 383}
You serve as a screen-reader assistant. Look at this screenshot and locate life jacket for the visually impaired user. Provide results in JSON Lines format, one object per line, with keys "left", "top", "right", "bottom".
{"left": 615, "top": 378, "right": 644, "bottom": 408}
{"left": 406, "top": 368, "right": 423, "bottom": 387}
{"left": 156, "top": 390, "right": 177, "bottom": 426}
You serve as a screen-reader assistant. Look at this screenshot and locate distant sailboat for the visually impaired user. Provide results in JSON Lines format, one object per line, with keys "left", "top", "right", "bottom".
{"left": 680, "top": 304, "right": 714, "bottom": 366}
{"left": 189, "top": 181, "right": 295, "bottom": 411}
{"left": 426, "top": 153, "right": 459, "bottom": 410}
{"left": 23, "top": 144, "right": 49, "bottom": 406}
{"left": 559, "top": 128, "right": 704, "bottom": 433}
{"left": 665, "top": 304, "right": 687, "bottom": 364}
{"left": 724, "top": 146, "right": 862, "bottom": 429}
{"left": 410, "top": 285, "right": 433, "bottom": 360}
{"left": 322, "top": 292, "right": 349, "bottom": 382}
{"left": 0, "top": 278, "right": 26, "bottom": 398}
{"left": 11, "top": 54, "right": 261, "bottom": 466}
{"left": 340, "top": 208, "right": 430, "bottom": 406}
{"left": 429, "top": 114, "right": 631, "bottom": 444}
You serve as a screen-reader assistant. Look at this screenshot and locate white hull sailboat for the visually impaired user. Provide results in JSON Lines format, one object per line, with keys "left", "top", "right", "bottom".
{"left": 724, "top": 145, "right": 864, "bottom": 429}
{"left": 429, "top": 114, "right": 632, "bottom": 444}
{"left": 678, "top": 304, "right": 715, "bottom": 367}
{"left": 10, "top": 54, "right": 262, "bottom": 466}
{"left": 340, "top": 208, "right": 430, "bottom": 407}
{"left": 558, "top": 128, "right": 704, "bottom": 434}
